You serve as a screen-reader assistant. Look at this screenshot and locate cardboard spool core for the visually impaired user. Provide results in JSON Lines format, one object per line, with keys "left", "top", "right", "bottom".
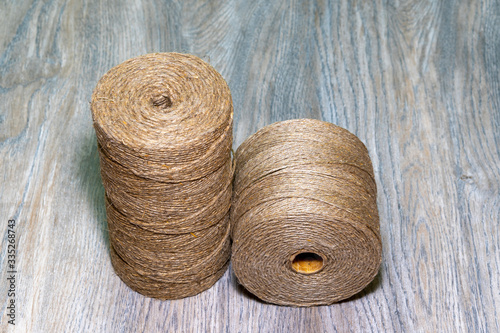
{"left": 291, "top": 252, "right": 324, "bottom": 274}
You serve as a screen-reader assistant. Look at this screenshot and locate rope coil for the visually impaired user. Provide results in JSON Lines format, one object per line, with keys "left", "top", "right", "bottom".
{"left": 230, "top": 119, "right": 382, "bottom": 306}
{"left": 91, "top": 52, "right": 233, "bottom": 299}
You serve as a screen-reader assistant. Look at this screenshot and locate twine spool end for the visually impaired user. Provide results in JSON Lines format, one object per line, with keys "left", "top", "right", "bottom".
{"left": 152, "top": 95, "right": 173, "bottom": 109}
{"left": 290, "top": 251, "right": 325, "bottom": 274}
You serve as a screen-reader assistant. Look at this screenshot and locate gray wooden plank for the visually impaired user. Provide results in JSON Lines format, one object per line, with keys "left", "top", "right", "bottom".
{"left": 0, "top": 0, "right": 498, "bottom": 332}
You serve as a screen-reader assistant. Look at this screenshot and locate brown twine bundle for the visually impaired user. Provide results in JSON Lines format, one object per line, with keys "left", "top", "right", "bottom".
{"left": 91, "top": 52, "right": 233, "bottom": 299}
{"left": 231, "top": 119, "right": 382, "bottom": 306}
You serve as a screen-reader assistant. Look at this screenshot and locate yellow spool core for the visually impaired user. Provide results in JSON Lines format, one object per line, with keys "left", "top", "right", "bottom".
{"left": 291, "top": 252, "right": 324, "bottom": 274}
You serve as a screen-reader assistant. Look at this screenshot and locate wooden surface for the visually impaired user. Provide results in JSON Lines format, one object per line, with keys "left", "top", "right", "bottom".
{"left": 1, "top": 0, "right": 499, "bottom": 332}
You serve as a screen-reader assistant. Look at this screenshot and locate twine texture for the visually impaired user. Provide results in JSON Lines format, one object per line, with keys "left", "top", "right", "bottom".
{"left": 91, "top": 52, "right": 233, "bottom": 299}
{"left": 230, "top": 119, "right": 382, "bottom": 306}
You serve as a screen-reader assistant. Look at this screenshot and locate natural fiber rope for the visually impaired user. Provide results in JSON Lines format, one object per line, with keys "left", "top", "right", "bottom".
{"left": 98, "top": 142, "right": 232, "bottom": 233}
{"left": 230, "top": 119, "right": 382, "bottom": 306}
{"left": 91, "top": 52, "right": 233, "bottom": 299}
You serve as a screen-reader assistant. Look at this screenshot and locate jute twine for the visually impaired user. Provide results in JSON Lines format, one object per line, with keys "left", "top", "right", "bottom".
{"left": 231, "top": 119, "right": 382, "bottom": 306}
{"left": 91, "top": 52, "right": 233, "bottom": 299}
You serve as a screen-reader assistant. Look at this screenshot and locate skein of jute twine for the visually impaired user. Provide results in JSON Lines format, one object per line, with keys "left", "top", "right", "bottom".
{"left": 231, "top": 119, "right": 382, "bottom": 306}
{"left": 91, "top": 52, "right": 233, "bottom": 299}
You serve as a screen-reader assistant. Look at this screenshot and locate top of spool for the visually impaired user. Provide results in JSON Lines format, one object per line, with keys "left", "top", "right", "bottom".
{"left": 91, "top": 52, "right": 233, "bottom": 150}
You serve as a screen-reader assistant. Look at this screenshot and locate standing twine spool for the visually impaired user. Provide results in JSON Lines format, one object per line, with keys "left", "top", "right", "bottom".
{"left": 91, "top": 53, "right": 233, "bottom": 299}
{"left": 231, "top": 119, "right": 382, "bottom": 306}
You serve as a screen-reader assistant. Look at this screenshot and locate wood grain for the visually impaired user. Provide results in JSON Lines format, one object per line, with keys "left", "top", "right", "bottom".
{"left": 1, "top": 0, "right": 498, "bottom": 332}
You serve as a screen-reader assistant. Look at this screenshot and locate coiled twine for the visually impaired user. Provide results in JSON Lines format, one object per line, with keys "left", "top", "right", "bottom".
{"left": 231, "top": 119, "right": 382, "bottom": 306}
{"left": 91, "top": 53, "right": 233, "bottom": 299}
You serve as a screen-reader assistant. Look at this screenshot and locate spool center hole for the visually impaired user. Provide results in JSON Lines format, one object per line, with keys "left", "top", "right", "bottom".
{"left": 291, "top": 252, "right": 324, "bottom": 274}
{"left": 152, "top": 95, "right": 172, "bottom": 109}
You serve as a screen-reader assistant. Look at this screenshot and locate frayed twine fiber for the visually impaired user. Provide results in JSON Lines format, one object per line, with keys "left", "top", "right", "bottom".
{"left": 91, "top": 53, "right": 233, "bottom": 299}
{"left": 230, "top": 119, "right": 382, "bottom": 306}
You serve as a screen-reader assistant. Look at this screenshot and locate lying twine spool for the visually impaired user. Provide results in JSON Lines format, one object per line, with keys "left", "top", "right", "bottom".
{"left": 91, "top": 52, "right": 233, "bottom": 299}
{"left": 231, "top": 119, "right": 382, "bottom": 306}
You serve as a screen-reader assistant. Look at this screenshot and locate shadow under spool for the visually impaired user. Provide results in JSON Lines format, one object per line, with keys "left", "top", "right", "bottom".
{"left": 91, "top": 52, "right": 233, "bottom": 299}
{"left": 230, "top": 119, "right": 382, "bottom": 306}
